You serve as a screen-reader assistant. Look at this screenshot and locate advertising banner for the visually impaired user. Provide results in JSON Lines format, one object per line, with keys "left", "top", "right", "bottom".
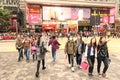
{"left": 43, "top": 6, "right": 90, "bottom": 21}
{"left": 26, "top": 3, "right": 41, "bottom": 24}
{"left": 28, "top": 14, "right": 41, "bottom": 24}
{"left": 109, "top": 16, "right": 115, "bottom": 23}
{"left": 103, "top": 16, "right": 109, "bottom": 24}
{"left": 110, "top": 8, "right": 115, "bottom": 16}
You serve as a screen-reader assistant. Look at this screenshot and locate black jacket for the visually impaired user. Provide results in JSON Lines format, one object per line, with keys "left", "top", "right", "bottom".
{"left": 97, "top": 42, "right": 109, "bottom": 58}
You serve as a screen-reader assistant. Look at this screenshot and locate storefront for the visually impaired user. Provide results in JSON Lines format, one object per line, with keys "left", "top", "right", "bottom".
{"left": 26, "top": 4, "right": 42, "bottom": 32}
{"left": 25, "top": 2, "right": 115, "bottom": 33}
{"left": 42, "top": 6, "right": 91, "bottom": 33}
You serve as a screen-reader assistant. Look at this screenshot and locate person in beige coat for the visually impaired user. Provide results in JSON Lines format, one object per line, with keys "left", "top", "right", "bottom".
{"left": 65, "top": 36, "right": 76, "bottom": 72}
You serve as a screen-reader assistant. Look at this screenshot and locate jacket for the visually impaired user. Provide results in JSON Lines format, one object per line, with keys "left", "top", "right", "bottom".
{"left": 48, "top": 38, "right": 60, "bottom": 51}
{"left": 75, "top": 40, "right": 85, "bottom": 54}
{"left": 65, "top": 40, "right": 76, "bottom": 55}
{"left": 97, "top": 42, "right": 109, "bottom": 58}
{"left": 85, "top": 45, "right": 97, "bottom": 58}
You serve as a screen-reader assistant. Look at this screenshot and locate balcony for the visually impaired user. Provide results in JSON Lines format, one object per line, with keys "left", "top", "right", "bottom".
{"left": 26, "top": 0, "right": 116, "bottom": 7}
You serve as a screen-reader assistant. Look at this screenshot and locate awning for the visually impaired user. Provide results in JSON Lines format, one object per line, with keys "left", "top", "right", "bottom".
{"left": 42, "top": 24, "right": 56, "bottom": 30}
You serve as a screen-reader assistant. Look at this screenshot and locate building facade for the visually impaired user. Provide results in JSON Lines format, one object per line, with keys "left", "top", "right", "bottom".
{"left": 0, "top": 0, "right": 20, "bottom": 32}
{"left": 24, "top": 0, "right": 117, "bottom": 33}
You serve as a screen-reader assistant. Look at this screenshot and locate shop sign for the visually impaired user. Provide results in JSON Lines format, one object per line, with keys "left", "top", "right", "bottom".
{"left": 28, "top": 14, "right": 41, "bottom": 24}
{"left": 110, "top": 8, "right": 115, "bottom": 16}
{"left": 109, "top": 16, "right": 115, "bottom": 23}
{"left": 29, "top": 7, "right": 40, "bottom": 14}
{"left": 103, "top": 16, "right": 109, "bottom": 24}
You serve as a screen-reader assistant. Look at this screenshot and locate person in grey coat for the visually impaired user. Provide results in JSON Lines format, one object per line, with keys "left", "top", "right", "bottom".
{"left": 35, "top": 34, "right": 48, "bottom": 78}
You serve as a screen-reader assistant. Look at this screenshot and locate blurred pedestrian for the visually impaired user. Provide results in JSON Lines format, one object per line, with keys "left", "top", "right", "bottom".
{"left": 35, "top": 34, "right": 48, "bottom": 78}
{"left": 48, "top": 35, "right": 60, "bottom": 63}
{"left": 85, "top": 37, "right": 97, "bottom": 77}
{"left": 31, "top": 36, "right": 37, "bottom": 62}
{"left": 65, "top": 36, "right": 76, "bottom": 72}
{"left": 15, "top": 34, "right": 23, "bottom": 62}
{"left": 23, "top": 35, "right": 31, "bottom": 62}
{"left": 97, "top": 37, "right": 111, "bottom": 77}
{"left": 75, "top": 35, "right": 85, "bottom": 69}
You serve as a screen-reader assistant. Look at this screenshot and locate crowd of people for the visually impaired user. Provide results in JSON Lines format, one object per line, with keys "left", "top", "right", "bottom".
{"left": 15, "top": 32, "right": 111, "bottom": 78}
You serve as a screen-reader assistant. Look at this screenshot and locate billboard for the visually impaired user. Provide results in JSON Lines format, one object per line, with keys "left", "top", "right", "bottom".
{"left": 103, "top": 16, "right": 109, "bottom": 24}
{"left": 110, "top": 8, "right": 115, "bottom": 16}
{"left": 43, "top": 6, "right": 90, "bottom": 21}
{"left": 71, "top": 8, "right": 90, "bottom": 20}
{"left": 109, "top": 16, "right": 115, "bottom": 23}
{"left": 43, "top": 6, "right": 71, "bottom": 20}
{"left": 26, "top": 4, "right": 41, "bottom": 24}
{"left": 28, "top": 14, "right": 41, "bottom": 24}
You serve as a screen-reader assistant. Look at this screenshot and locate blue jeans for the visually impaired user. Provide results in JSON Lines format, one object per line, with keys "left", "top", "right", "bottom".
{"left": 76, "top": 53, "right": 82, "bottom": 65}
{"left": 24, "top": 48, "right": 30, "bottom": 60}
{"left": 52, "top": 50, "right": 56, "bottom": 62}
{"left": 97, "top": 56, "right": 109, "bottom": 74}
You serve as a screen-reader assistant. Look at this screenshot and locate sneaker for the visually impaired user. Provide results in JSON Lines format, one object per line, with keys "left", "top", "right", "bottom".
{"left": 71, "top": 67, "right": 75, "bottom": 72}
{"left": 88, "top": 73, "right": 94, "bottom": 77}
{"left": 102, "top": 73, "right": 106, "bottom": 77}
{"left": 79, "top": 65, "right": 82, "bottom": 69}
{"left": 35, "top": 72, "right": 39, "bottom": 78}
{"left": 68, "top": 64, "right": 71, "bottom": 68}
{"left": 17, "top": 60, "right": 20, "bottom": 62}
{"left": 42, "top": 67, "right": 46, "bottom": 70}
{"left": 26, "top": 60, "right": 30, "bottom": 63}
{"left": 98, "top": 73, "right": 102, "bottom": 78}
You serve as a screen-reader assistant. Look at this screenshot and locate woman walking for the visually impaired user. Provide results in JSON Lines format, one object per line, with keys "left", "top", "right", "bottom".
{"left": 35, "top": 34, "right": 48, "bottom": 78}
{"left": 75, "top": 35, "right": 85, "bottom": 68}
{"left": 23, "top": 35, "right": 31, "bottom": 62}
{"left": 65, "top": 36, "right": 76, "bottom": 72}
{"left": 48, "top": 35, "right": 60, "bottom": 63}
{"left": 31, "top": 37, "right": 37, "bottom": 62}
{"left": 85, "top": 37, "right": 97, "bottom": 77}
{"left": 15, "top": 34, "right": 23, "bottom": 62}
{"left": 97, "top": 37, "right": 110, "bottom": 77}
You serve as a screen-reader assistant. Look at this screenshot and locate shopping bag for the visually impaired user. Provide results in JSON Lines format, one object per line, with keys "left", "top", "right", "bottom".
{"left": 80, "top": 61, "right": 89, "bottom": 70}
{"left": 31, "top": 46, "right": 37, "bottom": 51}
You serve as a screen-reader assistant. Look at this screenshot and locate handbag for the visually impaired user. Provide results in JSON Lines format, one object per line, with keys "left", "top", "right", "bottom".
{"left": 80, "top": 61, "right": 89, "bottom": 70}
{"left": 31, "top": 46, "right": 37, "bottom": 51}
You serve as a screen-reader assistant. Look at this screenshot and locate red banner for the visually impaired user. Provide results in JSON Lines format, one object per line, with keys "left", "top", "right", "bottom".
{"left": 28, "top": 14, "right": 41, "bottom": 24}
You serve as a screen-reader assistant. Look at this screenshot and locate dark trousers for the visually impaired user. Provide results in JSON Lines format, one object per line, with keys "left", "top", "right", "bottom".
{"left": 32, "top": 51, "right": 37, "bottom": 61}
{"left": 33, "top": 54, "right": 37, "bottom": 61}
{"left": 76, "top": 53, "right": 82, "bottom": 65}
{"left": 97, "top": 56, "right": 109, "bottom": 74}
{"left": 68, "top": 54, "right": 74, "bottom": 67}
{"left": 36, "top": 59, "right": 45, "bottom": 73}
{"left": 18, "top": 49, "right": 23, "bottom": 61}
{"left": 87, "top": 56, "right": 95, "bottom": 74}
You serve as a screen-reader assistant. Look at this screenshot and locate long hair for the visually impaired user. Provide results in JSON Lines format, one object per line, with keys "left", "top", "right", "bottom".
{"left": 89, "top": 37, "right": 97, "bottom": 47}
{"left": 98, "top": 37, "right": 104, "bottom": 45}
{"left": 17, "top": 34, "right": 21, "bottom": 41}
{"left": 98, "top": 36, "right": 108, "bottom": 49}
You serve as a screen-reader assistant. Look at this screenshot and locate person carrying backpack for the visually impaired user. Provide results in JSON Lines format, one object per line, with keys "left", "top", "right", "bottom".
{"left": 35, "top": 34, "right": 48, "bottom": 78}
